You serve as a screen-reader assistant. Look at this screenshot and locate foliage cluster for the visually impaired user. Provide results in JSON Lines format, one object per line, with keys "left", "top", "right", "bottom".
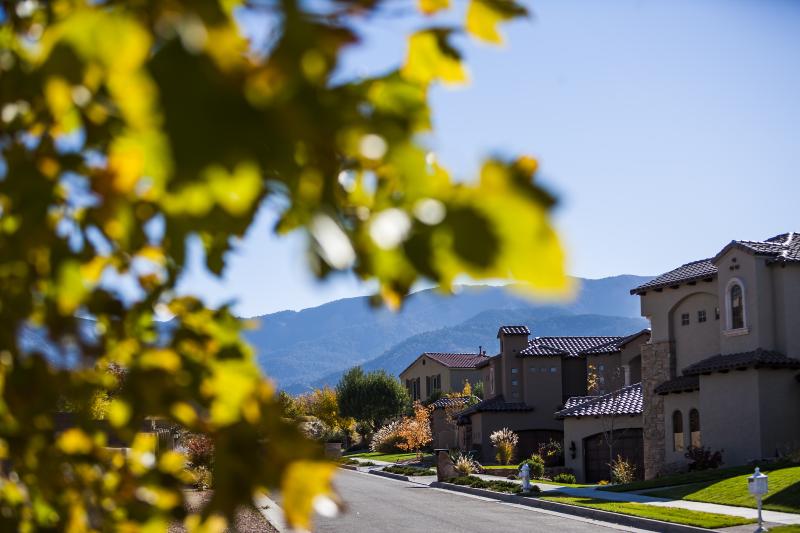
{"left": 685, "top": 446, "right": 724, "bottom": 471}
{"left": 0, "top": 0, "right": 559, "bottom": 527}
{"left": 337, "top": 367, "right": 409, "bottom": 437}
{"left": 382, "top": 465, "right": 435, "bottom": 477}
{"left": 552, "top": 473, "right": 577, "bottom": 485}
{"left": 447, "top": 475, "right": 522, "bottom": 494}
{"left": 537, "top": 438, "right": 563, "bottom": 467}
{"left": 396, "top": 401, "right": 433, "bottom": 460}
{"left": 490, "top": 427, "right": 519, "bottom": 465}
{"left": 610, "top": 455, "right": 637, "bottom": 485}
{"left": 369, "top": 420, "right": 404, "bottom": 453}
{"left": 518, "top": 454, "right": 546, "bottom": 479}
{"left": 181, "top": 433, "right": 215, "bottom": 469}
{"left": 453, "top": 452, "right": 481, "bottom": 475}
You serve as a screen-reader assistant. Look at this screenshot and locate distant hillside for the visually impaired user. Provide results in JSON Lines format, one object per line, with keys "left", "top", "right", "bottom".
{"left": 294, "top": 311, "right": 648, "bottom": 393}
{"left": 243, "top": 274, "right": 651, "bottom": 391}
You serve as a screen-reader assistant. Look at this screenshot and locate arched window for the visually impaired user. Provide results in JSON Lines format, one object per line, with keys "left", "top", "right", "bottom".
{"left": 672, "top": 410, "right": 684, "bottom": 452}
{"left": 726, "top": 279, "right": 746, "bottom": 330}
{"left": 689, "top": 409, "right": 701, "bottom": 448}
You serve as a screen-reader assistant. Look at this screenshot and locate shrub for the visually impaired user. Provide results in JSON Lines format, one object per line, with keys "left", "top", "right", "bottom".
{"left": 538, "top": 439, "right": 563, "bottom": 466}
{"left": 597, "top": 479, "right": 610, "bottom": 486}
{"left": 489, "top": 428, "right": 519, "bottom": 465}
{"left": 610, "top": 455, "right": 636, "bottom": 485}
{"left": 447, "top": 475, "right": 522, "bottom": 494}
{"left": 685, "top": 446, "right": 724, "bottom": 471}
{"left": 189, "top": 465, "right": 213, "bottom": 491}
{"left": 518, "top": 454, "right": 545, "bottom": 479}
{"left": 182, "top": 433, "right": 214, "bottom": 469}
{"left": 370, "top": 420, "right": 404, "bottom": 453}
{"left": 552, "top": 473, "right": 577, "bottom": 485}
{"left": 453, "top": 452, "right": 481, "bottom": 475}
{"left": 383, "top": 465, "right": 435, "bottom": 476}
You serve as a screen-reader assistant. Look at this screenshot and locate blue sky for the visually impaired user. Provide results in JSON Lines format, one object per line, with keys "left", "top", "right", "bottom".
{"left": 179, "top": 0, "right": 800, "bottom": 317}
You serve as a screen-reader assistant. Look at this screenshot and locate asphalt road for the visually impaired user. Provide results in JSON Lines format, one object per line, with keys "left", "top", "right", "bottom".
{"left": 312, "top": 469, "right": 644, "bottom": 533}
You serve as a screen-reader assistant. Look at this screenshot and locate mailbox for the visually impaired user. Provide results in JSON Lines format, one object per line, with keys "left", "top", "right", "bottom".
{"left": 748, "top": 467, "right": 769, "bottom": 497}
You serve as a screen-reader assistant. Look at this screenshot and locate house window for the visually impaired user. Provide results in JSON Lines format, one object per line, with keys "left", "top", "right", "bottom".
{"left": 489, "top": 367, "right": 495, "bottom": 395}
{"left": 511, "top": 380, "right": 518, "bottom": 386}
{"left": 425, "top": 376, "right": 431, "bottom": 397}
{"left": 511, "top": 368, "right": 518, "bottom": 374}
{"left": 689, "top": 409, "right": 701, "bottom": 448}
{"left": 550, "top": 367, "right": 557, "bottom": 373}
{"left": 530, "top": 367, "right": 537, "bottom": 372}
{"left": 715, "top": 307, "right": 720, "bottom": 320}
{"left": 432, "top": 374, "right": 441, "bottom": 393}
{"left": 672, "top": 410, "right": 684, "bottom": 452}
{"left": 681, "top": 313, "right": 690, "bottom": 326}
{"left": 698, "top": 310, "right": 707, "bottom": 323}
{"left": 598, "top": 364, "right": 605, "bottom": 372}
{"left": 729, "top": 281, "right": 745, "bottom": 330}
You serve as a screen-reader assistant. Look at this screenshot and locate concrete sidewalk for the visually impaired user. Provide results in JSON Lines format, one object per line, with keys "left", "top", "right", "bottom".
{"left": 557, "top": 487, "right": 800, "bottom": 526}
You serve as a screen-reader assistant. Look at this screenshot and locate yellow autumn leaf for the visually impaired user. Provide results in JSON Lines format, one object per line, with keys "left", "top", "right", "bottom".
{"left": 139, "top": 349, "right": 182, "bottom": 371}
{"left": 419, "top": 0, "right": 450, "bottom": 15}
{"left": 465, "top": 0, "right": 515, "bottom": 44}
{"left": 56, "top": 261, "right": 88, "bottom": 315}
{"left": 401, "top": 31, "right": 468, "bottom": 86}
{"left": 107, "top": 399, "right": 131, "bottom": 427}
{"left": 204, "top": 360, "right": 258, "bottom": 426}
{"left": 58, "top": 429, "right": 93, "bottom": 455}
{"left": 281, "top": 461, "right": 336, "bottom": 529}
{"left": 207, "top": 161, "right": 263, "bottom": 217}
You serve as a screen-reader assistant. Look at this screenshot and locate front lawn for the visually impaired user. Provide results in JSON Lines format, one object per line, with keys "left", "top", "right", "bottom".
{"left": 541, "top": 495, "right": 755, "bottom": 529}
{"left": 600, "top": 464, "right": 754, "bottom": 493}
{"left": 344, "top": 451, "right": 431, "bottom": 463}
{"left": 646, "top": 465, "right": 800, "bottom": 514}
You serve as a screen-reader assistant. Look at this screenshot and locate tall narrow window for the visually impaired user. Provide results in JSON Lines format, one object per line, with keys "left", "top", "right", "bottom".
{"left": 730, "top": 283, "right": 744, "bottom": 329}
{"left": 698, "top": 310, "right": 707, "bottom": 323}
{"left": 681, "top": 313, "right": 690, "bottom": 326}
{"left": 689, "top": 409, "right": 701, "bottom": 448}
{"left": 672, "top": 410, "right": 684, "bottom": 452}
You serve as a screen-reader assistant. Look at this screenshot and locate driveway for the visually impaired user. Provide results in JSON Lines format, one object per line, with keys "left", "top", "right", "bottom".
{"left": 311, "top": 469, "right": 647, "bottom": 532}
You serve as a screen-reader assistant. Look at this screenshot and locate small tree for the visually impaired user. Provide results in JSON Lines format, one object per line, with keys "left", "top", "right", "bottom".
{"left": 337, "top": 367, "right": 409, "bottom": 435}
{"left": 397, "top": 401, "right": 433, "bottom": 461}
{"left": 442, "top": 382, "right": 479, "bottom": 443}
{"left": 489, "top": 428, "right": 519, "bottom": 465}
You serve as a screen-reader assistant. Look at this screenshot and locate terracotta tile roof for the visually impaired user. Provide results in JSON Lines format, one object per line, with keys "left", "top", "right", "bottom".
{"left": 475, "top": 353, "right": 500, "bottom": 369}
{"left": 682, "top": 349, "right": 800, "bottom": 376}
{"left": 654, "top": 375, "right": 700, "bottom": 395}
{"left": 519, "top": 336, "right": 624, "bottom": 357}
{"left": 632, "top": 232, "right": 799, "bottom": 295}
{"left": 423, "top": 352, "right": 490, "bottom": 368}
{"left": 555, "top": 383, "right": 643, "bottom": 419}
{"left": 458, "top": 395, "right": 532, "bottom": 417}
{"left": 581, "top": 329, "right": 651, "bottom": 355}
{"left": 497, "top": 325, "right": 531, "bottom": 337}
{"left": 430, "top": 395, "right": 480, "bottom": 410}
{"left": 631, "top": 259, "right": 718, "bottom": 295}
{"left": 715, "top": 232, "right": 800, "bottom": 264}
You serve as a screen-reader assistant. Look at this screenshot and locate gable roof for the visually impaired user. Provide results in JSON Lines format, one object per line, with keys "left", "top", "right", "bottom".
{"left": 682, "top": 349, "right": 800, "bottom": 376}
{"left": 475, "top": 353, "right": 500, "bottom": 369}
{"left": 399, "top": 352, "right": 489, "bottom": 377}
{"left": 555, "top": 383, "right": 643, "bottom": 419}
{"left": 654, "top": 375, "right": 700, "bottom": 395}
{"left": 631, "top": 232, "right": 799, "bottom": 295}
{"left": 713, "top": 232, "right": 800, "bottom": 264}
{"left": 497, "top": 325, "right": 531, "bottom": 337}
{"left": 630, "top": 259, "right": 718, "bottom": 295}
{"left": 519, "top": 336, "right": 629, "bottom": 357}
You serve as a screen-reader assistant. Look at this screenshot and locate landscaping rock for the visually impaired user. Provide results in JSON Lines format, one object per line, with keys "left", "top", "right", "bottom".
{"left": 437, "top": 450, "right": 459, "bottom": 481}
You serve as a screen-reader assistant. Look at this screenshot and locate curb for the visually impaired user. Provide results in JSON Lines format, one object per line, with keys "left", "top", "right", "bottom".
{"left": 253, "top": 493, "right": 287, "bottom": 533}
{"left": 430, "top": 482, "right": 714, "bottom": 533}
{"left": 368, "top": 469, "right": 413, "bottom": 482}
{"left": 338, "top": 464, "right": 359, "bottom": 471}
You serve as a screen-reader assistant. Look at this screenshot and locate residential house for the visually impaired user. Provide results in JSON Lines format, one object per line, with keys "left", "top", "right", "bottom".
{"left": 558, "top": 232, "right": 800, "bottom": 482}
{"left": 457, "top": 326, "right": 650, "bottom": 462}
{"left": 399, "top": 352, "right": 488, "bottom": 403}
{"left": 429, "top": 395, "right": 479, "bottom": 449}
{"left": 631, "top": 232, "right": 800, "bottom": 478}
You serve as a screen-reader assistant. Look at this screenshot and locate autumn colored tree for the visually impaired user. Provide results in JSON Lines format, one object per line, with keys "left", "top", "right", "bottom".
{"left": 397, "top": 401, "right": 433, "bottom": 461}
{"left": 0, "top": 0, "right": 565, "bottom": 529}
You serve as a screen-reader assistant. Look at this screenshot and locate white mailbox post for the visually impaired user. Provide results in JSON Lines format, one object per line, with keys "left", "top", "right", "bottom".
{"left": 748, "top": 467, "right": 769, "bottom": 532}
{"left": 519, "top": 463, "right": 531, "bottom": 493}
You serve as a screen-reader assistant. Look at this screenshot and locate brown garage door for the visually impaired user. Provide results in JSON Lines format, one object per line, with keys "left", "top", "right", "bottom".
{"left": 583, "top": 428, "right": 643, "bottom": 483}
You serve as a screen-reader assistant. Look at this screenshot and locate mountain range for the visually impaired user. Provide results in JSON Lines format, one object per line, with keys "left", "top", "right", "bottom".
{"left": 242, "top": 275, "right": 652, "bottom": 394}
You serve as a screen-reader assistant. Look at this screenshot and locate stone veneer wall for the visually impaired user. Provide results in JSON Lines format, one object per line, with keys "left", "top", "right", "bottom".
{"left": 641, "top": 341, "right": 673, "bottom": 479}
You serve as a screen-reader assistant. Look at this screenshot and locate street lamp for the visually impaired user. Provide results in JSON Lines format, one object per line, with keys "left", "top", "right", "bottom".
{"left": 748, "top": 467, "right": 769, "bottom": 532}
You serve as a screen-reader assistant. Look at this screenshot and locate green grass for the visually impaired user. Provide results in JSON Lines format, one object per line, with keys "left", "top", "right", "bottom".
{"left": 600, "top": 464, "right": 755, "bottom": 493}
{"left": 382, "top": 465, "right": 435, "bottom": 476}
{"left": 482, "top": 464, "right": 517, "bottom": 470}
{"left": 768, "top": 526, "right": 800, "bottom": 532}
{"left": 646, "top": 465, "right": 800, "bottom": 514}
{"left": 344, "top": 451, "right": 431, "bottom": 463}
{"left": 541, "top": 495, "right": 755, "bottom": 529}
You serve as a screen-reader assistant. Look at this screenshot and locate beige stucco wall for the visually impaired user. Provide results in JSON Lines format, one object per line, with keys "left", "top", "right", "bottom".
{"left": 399, "top": 355, "right": 480, "bottom": 402}
{"left": 699, "top": 370, "right": 762, "bottom": 466}
{"left": 716, "top": 251, "right": 770, "bottom": 354}
{"left": 671, "top": 292, "right": 720, "bottom": 371}
{"left": 757, "top": 368, "right": 800, "bottom": 457}
{"left": 768, "top": 263, "right": 800, "bottom": 357}
{"left": 641, "top": 282, "right": 718, "bottom": 346}
{"left": 522, "top": 357, "right": 565, "bottom": 430}
{"left": 586, "top": 353, "right": 622, "bottom": 395}
{"left": 431, "top": 408, "right": 458, "bottom": 449}
{"left": 562, "top": 415, "right": 643, "bottom": 483}
{"left": 662, "top": 391, "right": 700, "bottom": 468}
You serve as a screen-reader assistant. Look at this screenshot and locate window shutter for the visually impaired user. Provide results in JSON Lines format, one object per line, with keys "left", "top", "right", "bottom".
{"left": 426, "top": 376, "right": 431, "bottom": 396}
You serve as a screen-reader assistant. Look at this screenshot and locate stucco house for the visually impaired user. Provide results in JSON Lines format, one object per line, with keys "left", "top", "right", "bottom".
{"left": 630, "top": 231, "right": 800, "bottom": 478}
{"left": 559, "top": 232, "right": 800, "bottom": 482}
{"left": 399, "top": 352, "right": 488, "bottom": 403}
{"left": 456, "top": 326, "right": 650, "bottom": 462}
